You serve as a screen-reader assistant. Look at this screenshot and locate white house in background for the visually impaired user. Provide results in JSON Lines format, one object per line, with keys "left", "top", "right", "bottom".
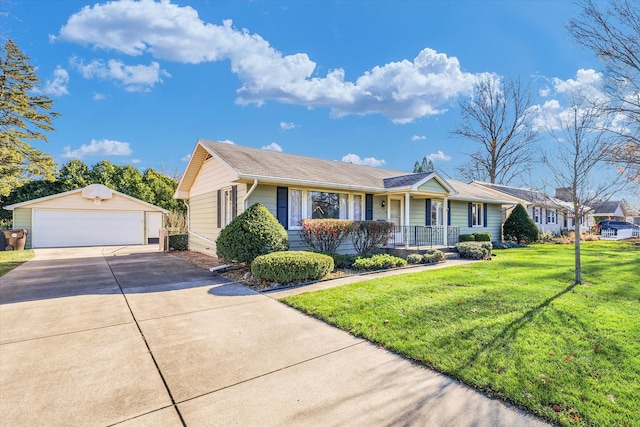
{"left": 4, "top": 184, "right": 167, "bottom": 248}
{"left": 174, "top": 140, "right": 516, "bottom": 255}
{"left": 469, "top": 182, "right": 592, "bottom": 234}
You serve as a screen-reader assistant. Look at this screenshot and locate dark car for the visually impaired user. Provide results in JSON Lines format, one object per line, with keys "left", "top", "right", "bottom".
{"left": 597, "top": 220, "right": 638, "bottom": 231}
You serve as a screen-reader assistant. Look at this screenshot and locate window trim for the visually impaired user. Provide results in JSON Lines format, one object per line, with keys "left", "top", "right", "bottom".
{"left": 352, "top": 193, "right": 364, "bottom": 221}
{"left": 471, "top": 202, "right": 484, "bottom": 227}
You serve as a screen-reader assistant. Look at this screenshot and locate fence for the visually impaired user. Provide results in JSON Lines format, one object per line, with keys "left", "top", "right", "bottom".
{"left": 385, "top": 226, "right": 460, "bottom": 249}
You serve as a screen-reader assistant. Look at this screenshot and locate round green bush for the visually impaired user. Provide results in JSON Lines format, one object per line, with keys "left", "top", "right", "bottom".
{"left": 352, "top": 254, "right": 407, "bottom": 271}
{"left": 472, "top": 232, "right": 492, "bottom": 242}
{"left": 407, "top": 253, "right": 424, "bottom": 264}
{"left": 459, "top": 234, "right": 476, "bottom": 242}
{"left": 216, "top": 203, "right": 288, "bottom": 263}
{"left": 251, "top": 251, "right": 334, "bottom": 284}
{"left": 423, "top": 249, "right": 445, "bottom": 263}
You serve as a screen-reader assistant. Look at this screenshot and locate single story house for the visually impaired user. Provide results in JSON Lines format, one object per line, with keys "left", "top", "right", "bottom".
{"left": 590, "top": 200, "right": 627, "bottom": 222}
{"left": 469, "top": 182, "right": 589, "bottom": 234}
{"left": 174, "top": 140, "right": 515, "bottom": 255}
{"left": 4, "top": 184, "right": 167, "bottom": 248}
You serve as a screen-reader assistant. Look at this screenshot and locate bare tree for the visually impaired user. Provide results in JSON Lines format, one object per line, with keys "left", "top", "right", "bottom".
{"left": 542, "top": 97, "right": 627, "bottom": 285}
{"left": 452, "top": 75, "right": 538, "bottom": 185}
{"left": 567, "top": 0, "right": 640, "bottom": 183}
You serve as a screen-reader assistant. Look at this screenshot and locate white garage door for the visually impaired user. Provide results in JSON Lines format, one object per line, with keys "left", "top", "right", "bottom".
{"left": 33, "top": 209, "right": 144, "bottom": 248}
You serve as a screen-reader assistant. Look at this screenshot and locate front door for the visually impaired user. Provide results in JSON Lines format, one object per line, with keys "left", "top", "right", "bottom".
{"left": 390, "top": 199, "right": 402, "bottom": 245}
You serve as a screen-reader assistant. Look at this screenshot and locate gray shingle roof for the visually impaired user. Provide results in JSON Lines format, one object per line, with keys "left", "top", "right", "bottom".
{"left": 383, "top": 172, "right": 435, "bottom": 188}
{"left": 201, "top": 139, "right": 410, "bottom": 189}
{"left": 591, "top": 201, "right": 622, "bottom": 215}
{"left": 475, "top": 182, "right": 548, "bottom": 203}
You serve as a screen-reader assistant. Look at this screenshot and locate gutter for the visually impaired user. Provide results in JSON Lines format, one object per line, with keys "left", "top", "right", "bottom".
{"left": 243, "top": 178, "right": 259, "bottom": 210}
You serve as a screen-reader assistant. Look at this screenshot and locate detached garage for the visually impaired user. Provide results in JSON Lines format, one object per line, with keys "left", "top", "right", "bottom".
{"left": 4, "top": 184, "right": 168, "bottom": 248}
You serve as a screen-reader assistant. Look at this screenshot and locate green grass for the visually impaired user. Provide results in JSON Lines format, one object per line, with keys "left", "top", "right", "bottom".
{"left": 281, "top": 241, "right": 640, "bottom": 426}
{"left": 0, "top": 249, "right": 35, "bottom": 276}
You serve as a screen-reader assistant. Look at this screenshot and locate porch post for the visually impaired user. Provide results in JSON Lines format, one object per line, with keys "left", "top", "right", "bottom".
{"left": 443, "top": 196, "right": 448, "bottom": 247}
{"left": 404, "top": 193, "right": 410, "bottom": 249}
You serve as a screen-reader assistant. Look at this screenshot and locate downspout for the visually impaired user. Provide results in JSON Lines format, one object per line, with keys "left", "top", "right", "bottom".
{"left": 243, "top": 179, "right": 259, "bottom": 211}
{"left": 183, "top": 199, "right": 218, "bottom": 246}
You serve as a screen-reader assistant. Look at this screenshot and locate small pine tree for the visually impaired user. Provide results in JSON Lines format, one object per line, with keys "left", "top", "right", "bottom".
{"left": 216, "top": 203, "right": 289, "bottom": 263}
{"left": 503, "top": 204, "right": 539, "bottom": 244}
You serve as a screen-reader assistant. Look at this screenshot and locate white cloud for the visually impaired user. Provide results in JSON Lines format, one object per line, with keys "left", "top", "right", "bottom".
{"left": 539, "top": 87, "right": 550, "bottom": 97}
{"left": 41, "top": 67, "right": 69, "bottom": 96}
{"left": 70, "top": 56, "right": 170, "bottom": 92}
{"left": 56, "top": 1, "right": 477, "bottom": 122}
{"left": 411, "top": 135, "right": 426, "bottom": 141}
{"left": 280, "top": 121, "right": 296, "bottom": 130}
{"left": 552, "top": 69, "right": 604, "bottom": 99}
{"left": 92, "top": 92, "right": 107, "bottom": 101}
{"left": 426, "top": 150, "right": 451, "bottom": 162}
{"left": 341, "top": 154, "right": 386, "bottom": 167}
{"left": 130, "top": 158, "right": 141, "bottom": 164}
{"left": 181, "top": 154, "right": 191, "bottom": 162}
{"left": 261, "top": 142, "right": 282, "bottom": 152}
{"left": 62, "top": 138, "right": 132, "bottom": 159}
{"left": 219, "top": 139, "right": 235, "bottom": 144}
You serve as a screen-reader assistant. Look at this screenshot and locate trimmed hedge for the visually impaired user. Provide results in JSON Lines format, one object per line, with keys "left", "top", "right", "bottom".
{"left": 459, "top": 234, "right": 476, "bottom": 242}
{"left": 216, "top": 203, "right": 288, "bottom": 263}
{"left": 473, "top": 232, "right": 492, "bottom": 242}
{"left": 319, "top": 252, "right": 359, "bottom": 269}
{"left": 168, "top": 234, "right": 188, "bottom": 251}
{"left": 456, "top": 242, "right": 493, "bottom": 260}
{"left": 352, "top": 254, "right": 407, "bottom": 271}
{"left": 423, "top": 249, "right": 445, "bottom": 263}
{"left": 407, "top": 253, "right": 424, "bottom": 264}
{"left": 251, "top": 251, "right": 334, "bottom": 284}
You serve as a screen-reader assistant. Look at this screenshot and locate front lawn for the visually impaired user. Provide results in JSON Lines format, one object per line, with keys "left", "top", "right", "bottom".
{"left": 0, "top": 250, "right": 35, "bottom": 276}
{"left": 281, "top": 241, "right": 640, "bottom": 426}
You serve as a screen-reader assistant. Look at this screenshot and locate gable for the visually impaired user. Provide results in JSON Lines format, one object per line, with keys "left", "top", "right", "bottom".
{"left": 26, "top": 191, "right": 161, "bottom": 211}
{"left": 417, "top": 179, "right": 448, "bottom": 194}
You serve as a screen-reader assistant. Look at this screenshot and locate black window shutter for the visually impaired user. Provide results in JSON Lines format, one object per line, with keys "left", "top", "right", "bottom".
{"left": 276, "top": 186, "right": 288, "bottom": 229}
{"left": 217, "top": 189, "right": 222, "bottom": 228}
{"left": 365, "top": 194, "right": 373, "bottom": 220}
{"left": 468, "top": 202, "right": 472, "bottom": 227}
{"left": 425, "top": 199, "right": 432, "bottom": 226}
{"left": 231, "top": 185, "right": 238, "bottom": 219}
{"left": 447, "top": 200, "right": 451, "bottom": 226}
{"left": 483, "top": 203, "right": 488, "bottom": 228}
{"left": 545, "top": 208, "right": 548, "bottom": 224}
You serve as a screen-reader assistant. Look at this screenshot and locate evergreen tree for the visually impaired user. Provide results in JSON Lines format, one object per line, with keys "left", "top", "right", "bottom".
{"left": 503, "top": 204, "right": 539, "bottom": 244}
{"left": 0, "top": 40, "right": 59, "bottom": 198}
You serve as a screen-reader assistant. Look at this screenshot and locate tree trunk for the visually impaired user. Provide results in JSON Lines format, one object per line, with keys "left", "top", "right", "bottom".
{"left": 574, "top": 214, "right": 582, "bottom": 285}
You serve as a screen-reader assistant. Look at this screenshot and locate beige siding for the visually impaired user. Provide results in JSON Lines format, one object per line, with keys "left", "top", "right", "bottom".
{"left": 409, "top": 198, "right": 427, "bottom": 226}
{"left": 450, "top": 201, "right": 502, "bottom": 242}
{"left": 12, "top": 208, "right": 33, "bottom": 248}
{"left": 27, "top": 192, "right": 158, "bottom": 211}
{"left": 190, "top": 156, "right": 236, "bottom": 197}
{"left": 189, "top": 191, "right": 218, "bottom": 255}
{"left": 372, "top": 195, "right": 386, "bottom": 220}
{"left": 247, "top": 184, "right": 277, "bottom": 214}
{"left": 418, "top": 180, "right": 448, "bottom": 194}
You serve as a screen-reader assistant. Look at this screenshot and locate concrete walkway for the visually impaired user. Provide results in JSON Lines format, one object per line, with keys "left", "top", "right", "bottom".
{"left": 0, "top": 246, "right": 550, "bottom": 426}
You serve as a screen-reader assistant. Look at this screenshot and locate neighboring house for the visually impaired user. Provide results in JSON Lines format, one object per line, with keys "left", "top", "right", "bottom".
{"left": 470, "top": 182, "right": 588, "bottom": 234}
{"left": 174, "top": 140, "right": 515, "bottom": 255}
{"left": 590, "top": 200, "right": 627, "bottom": 222}
{"left": 4, "top": 184, "right": 167, "bottom": 248}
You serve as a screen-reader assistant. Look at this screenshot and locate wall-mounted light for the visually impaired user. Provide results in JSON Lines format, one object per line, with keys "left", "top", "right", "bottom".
{"left": 381, "top": 200, "right": 386, "bottom": 208}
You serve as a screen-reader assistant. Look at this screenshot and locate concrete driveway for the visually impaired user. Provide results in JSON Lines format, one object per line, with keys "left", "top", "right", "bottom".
{"left": 0, "top": 246, "right": 549, "bottom": 426}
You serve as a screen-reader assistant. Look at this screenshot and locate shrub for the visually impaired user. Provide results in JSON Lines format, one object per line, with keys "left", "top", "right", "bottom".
{"left": 503, "top": 204, "right": 539, "bottom": 244}
{"left": 459, "top": 234, "right": 476, "bottom": 242}
{"left": 298, "top": 219, "right": 353, "bottom": 253}
{"left": 493, "top": 241, "right": 526, "bottom": 249}
{"left": 350, "top": 221, "right": 395, "bottom": 255}
{"left": 168, "top": 234, "right": 188, "bottom": 251}
{"left": 352, "top": 254, "right": 407, "bottom": 271}
{"left": 407, "top": 253, "right": 424, "bottom": 264}
{"left": 456, "top": 242, "right": 492, "bottom": 260}
{"left": 473, "top": 232, "right": 492, "bottom": 242}
{"left": 317, "top": 252, "right": 358, "bottom": 269}
{"left": 422, "top": 249, "right": 445, "bottom": 263}
{"left": 216, "top": 203, "right": 288, "bottom": 263}
{"left": 251, "top": 251, "right": 334, "bottom": 284}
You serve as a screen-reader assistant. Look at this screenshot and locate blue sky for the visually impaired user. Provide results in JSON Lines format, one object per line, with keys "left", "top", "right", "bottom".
{"left": 3, "top": 0, "right": 624, "bottom": 195}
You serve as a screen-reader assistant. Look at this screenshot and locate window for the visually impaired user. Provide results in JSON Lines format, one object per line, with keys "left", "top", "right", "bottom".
{"left": 533, "top": 207, "right": 541, "bottom": 224}
{"left": 308, "top": 191, "right": 348, "bottom": 219}
{"left": 431, "top": 201, "right": 443, "bottom": 226}
{"left": 221, "top": 188, "right": 234, "bottom": 227}
{"left": 546, "top": 209, "right": 557, "bottom": 224}
{"left": 472, "top": 203, "right": 483, "bottom": 227}
{"left": 289, "top": 189, "right": 303, "bottom": 229}
{"left": 353, "top": 195, "right": 363, "bottom": 220}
